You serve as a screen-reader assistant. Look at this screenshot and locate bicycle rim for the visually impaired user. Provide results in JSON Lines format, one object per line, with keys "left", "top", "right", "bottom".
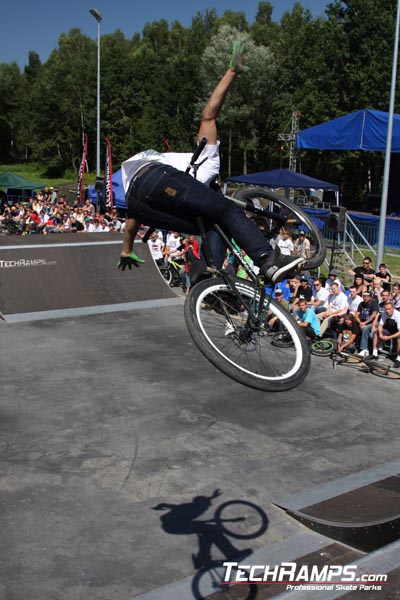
{"left": 184, "top": 278, "right": 310, "bottom": 392}
{"left": 232, "top": 187, "right": 326, "bottom": 270}
{"left": 310, "top": 339, "right": 335, "bottom": 356}
{"left": 159, "top": 266, "right": 172, "bottom": 285}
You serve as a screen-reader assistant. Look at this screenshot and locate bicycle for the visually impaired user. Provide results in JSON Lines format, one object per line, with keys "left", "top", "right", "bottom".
{"left": 158, "top": 258, "right": 186, "bottom": 289}
{"left": 183, "top": 185, "right": 326, "bottom": 392}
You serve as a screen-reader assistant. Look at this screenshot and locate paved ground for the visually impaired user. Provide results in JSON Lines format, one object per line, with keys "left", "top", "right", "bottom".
{"left": 1, "top": 300, "right": 399, "bottom": 600}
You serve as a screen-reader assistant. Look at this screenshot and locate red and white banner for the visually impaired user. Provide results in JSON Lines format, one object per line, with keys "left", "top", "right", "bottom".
{"left": 103, "top": 137, "right": 113, "bottom": 209}
{"left": 77, "top": 133, "right": 88, "bottom": 203}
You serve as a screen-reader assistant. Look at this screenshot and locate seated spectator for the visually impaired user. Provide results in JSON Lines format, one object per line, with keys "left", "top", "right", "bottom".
{"left": 337, "top": 314, "right": 360, "bottom": 354}
{"left": 371, "top": 277, "right": 384, "bottom": 302}
{"left": 391, "top": 282, "right": 400, "bottom": 310}
{"left": 307, "top": 277, "right": 329, "bottom": 314}
{"left": 370, "top": 301, "right": 400, "bottom": 367}
{"left": 348, "top": 256, "right": 375, "bottom": 285}
{"left": 375, "top": 263, "right": 391, "bottom": 291}
{"left": 318, "top": 282, "right": 349, "bottom": 337}
{"left": 347, "top": 286, "right": 363, "bottom": 315}
{"left": 325, "top": 269, "right": 345, "bottom": 293}
{"left": 267, "top": 288, "right": 289, "bottom": 331}
{"left": 356, "top": 291, "right": 379, "bottom": 357}
{"left": 84, "top": 198, "right": 95, "bottom": 217}
{"left": 290, "top": 275, "right": 313, "bottom": 313}
{"left": 295, "top": 299, "right": 320, "bottom": 338}
{"left": 353, "top": 273, "right": 368, "bottom": 296}
{"left": 70, "top": 216, "right": 84, "bottom": 232}
{"left": 84, "top": 217, "right": 95, "bottom": 232}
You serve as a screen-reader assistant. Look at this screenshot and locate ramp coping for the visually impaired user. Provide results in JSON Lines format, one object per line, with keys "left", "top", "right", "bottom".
{"left": 4, "top": 297, "right": 183, "bottom": 322}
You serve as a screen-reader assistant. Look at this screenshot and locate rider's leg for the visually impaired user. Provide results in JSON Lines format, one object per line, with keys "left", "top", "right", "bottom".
{"left": 127, "top": 164, "right": 304, "bottom": 282}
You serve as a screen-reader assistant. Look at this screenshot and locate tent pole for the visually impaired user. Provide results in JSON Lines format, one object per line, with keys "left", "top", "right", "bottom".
{"left": 377, "top": 0, "right": 400, "bottom": 267}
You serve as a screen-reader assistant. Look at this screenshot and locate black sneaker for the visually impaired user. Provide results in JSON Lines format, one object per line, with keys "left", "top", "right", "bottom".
{"left": 365, "top": 354, "right": 378, "bottom": 361}
{"left": 259, "top": 252, "right": 305, "bottom": 283}
{"left": 393, "top": 360, "right": 400, "bottom": 369}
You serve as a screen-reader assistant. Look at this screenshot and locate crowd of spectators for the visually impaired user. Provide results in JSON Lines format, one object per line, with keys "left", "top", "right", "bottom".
{"left": 1, "top": 189, "right": 400, "bottom": 367}
{"left": 0, "top": 188, "right": 125, "bottom": 235}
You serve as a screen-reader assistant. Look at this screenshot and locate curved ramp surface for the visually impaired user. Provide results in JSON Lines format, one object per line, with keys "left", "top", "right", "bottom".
{"left": 0, "top": 233, "right": 179, "bottom": 321}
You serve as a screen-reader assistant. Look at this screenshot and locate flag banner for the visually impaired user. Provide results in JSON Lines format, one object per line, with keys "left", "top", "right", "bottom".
{"left": 102, "top": 137, "right": 113, "bottom": 211}
{"left": 77, "top": 133, "right": 88, "bottom": 203}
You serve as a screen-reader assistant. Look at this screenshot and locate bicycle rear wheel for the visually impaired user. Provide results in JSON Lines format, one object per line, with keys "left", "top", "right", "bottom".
{"left": 232, "top": 187, "right": 326, "bottom": 270}
{"left": 184, "top": 277, "right": 310, "bottom": 391}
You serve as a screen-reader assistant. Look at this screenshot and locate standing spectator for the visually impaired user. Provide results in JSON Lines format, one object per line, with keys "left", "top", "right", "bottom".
{"left": 356, "top": 291, "right": 379, "bottom": 357}
{"left": 276, "top": 228, "right": 294, "bottom": 256}
{"left": 318, "top": 282, "right": 349, "bottom": 337}
{"left": 337, "top": 314, "right": 360, "bottom": 354}
{"left": 293, "top": 231, "right": 311, "bottom": 259}
{"left": 370, "top": 301, "right": 400, "bottom": 367}
{"left": 348, "top": 256, "right": 375, "bottom": 285}
{"left": 295, "top": 299, "right": 321, "bottom": 338}
{"left": 148, "top": 231, "right": 165, "bottom": 266}
{"left": 375, "top": 263, "right": 391, "bottom": 291}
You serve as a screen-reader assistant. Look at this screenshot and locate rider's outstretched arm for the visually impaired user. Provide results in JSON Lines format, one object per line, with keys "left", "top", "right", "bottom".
{"left": 197, "top": 40, "right": 247, "bottom": 145}
{"left": 117, "top": 217, "right": 145, "bottom": 270}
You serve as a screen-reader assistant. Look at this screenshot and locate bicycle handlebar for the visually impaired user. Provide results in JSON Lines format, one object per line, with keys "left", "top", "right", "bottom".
{"left": 227, "top": 195, "right": 287, "bottom": 224}
{"left": 186, "top": 137, "right": 208, "bottom": 173}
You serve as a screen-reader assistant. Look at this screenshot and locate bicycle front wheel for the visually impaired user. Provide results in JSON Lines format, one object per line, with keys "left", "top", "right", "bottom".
{"left": 232, "top": 186, "right": 326, "bottom": 270}
{"left": 184, "top": 277, "right": 310, "bottom": 392}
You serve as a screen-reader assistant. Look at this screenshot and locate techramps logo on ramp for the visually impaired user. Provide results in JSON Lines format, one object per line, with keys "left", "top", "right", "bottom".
{"left": 0, "top": 258, "right": 57, "bottom": 268}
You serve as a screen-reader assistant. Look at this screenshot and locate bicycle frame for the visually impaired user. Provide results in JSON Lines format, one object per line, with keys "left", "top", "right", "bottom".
{"left": 195, "top": 215, "right": 271, "bottom": 329}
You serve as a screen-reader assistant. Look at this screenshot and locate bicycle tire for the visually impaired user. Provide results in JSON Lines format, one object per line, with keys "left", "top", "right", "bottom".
{"left": 232, "top": 186, "right": 326, "bottom": 270}
{"left": 271, "top": 330, "right": 294, "bottom": 348}
{"left": 184, "top": 277, "right": 310, "bottom": 391}
{"left": 368, "top": 361, "right": 400, "bottom": 380}
{"left": 214, "top": 500, "right": 269, "bottom": 540}
{"left": 159, "top": 265, "right": 173, "bottom": 286}
{"left": 310, "top": 339, "right": 335, "bottom": 356}
{"left": 192, "top": 563, "right": 257, "bottom": 600}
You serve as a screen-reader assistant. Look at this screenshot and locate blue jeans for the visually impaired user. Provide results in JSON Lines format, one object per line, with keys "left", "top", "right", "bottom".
{"left": 360, "top": 323, "right": 373, "bottom": 350}
{"left": 126, "top": 163, "right": 272, "bottom": 265}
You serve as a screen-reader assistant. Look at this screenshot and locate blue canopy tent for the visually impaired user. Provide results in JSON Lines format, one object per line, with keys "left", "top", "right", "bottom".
{"left": 296, "top": 109, "right": 400, "bottom": 152}
{"left": 87, "top": 168, "right": 126, "bottom": 210}
{"left": 225, "top": 168, "right": 339, "bottom": 191}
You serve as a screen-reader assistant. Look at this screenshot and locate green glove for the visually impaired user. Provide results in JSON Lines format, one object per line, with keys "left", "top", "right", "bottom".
{"left": 117, "top": 252, "right": 145, "bottom": 271}
{"left": 229, "top": 39, "right": 248, "bottom": 73}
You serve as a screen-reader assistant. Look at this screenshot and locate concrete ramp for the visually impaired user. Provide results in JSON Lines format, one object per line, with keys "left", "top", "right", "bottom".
{"left": 0, "top": 233, "right": 180, "bottom": 321}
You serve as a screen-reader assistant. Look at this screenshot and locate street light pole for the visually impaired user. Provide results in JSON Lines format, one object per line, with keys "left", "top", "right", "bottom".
{"left": 89, "top": 8, "right": 102, "bottom": 210}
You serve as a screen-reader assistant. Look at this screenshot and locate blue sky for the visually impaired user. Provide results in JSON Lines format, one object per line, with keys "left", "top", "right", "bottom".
{"left": 1, "top": 1, "right": 328, "bottom": 69}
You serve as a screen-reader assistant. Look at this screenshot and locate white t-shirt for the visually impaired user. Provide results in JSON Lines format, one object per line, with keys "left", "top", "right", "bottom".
{"left": 121, "top": 143, "right": 220, "bottom": 192}
{"left": 148, "top": 237, "right": 164, "bottom": 260}
{"left": 315, "top": 286, "right": 329, "bottom": 307}
{"left": 277, "top": 237, "right": 294, "bottom": 256}
{"left": 347, "top": 294, "right": 362, "bottom": 314}
{"left": 380, "top": 309, "right": 400, "bottom": 330}
{"left": 327, "top": 291, "right": 348, "bottom": 313}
